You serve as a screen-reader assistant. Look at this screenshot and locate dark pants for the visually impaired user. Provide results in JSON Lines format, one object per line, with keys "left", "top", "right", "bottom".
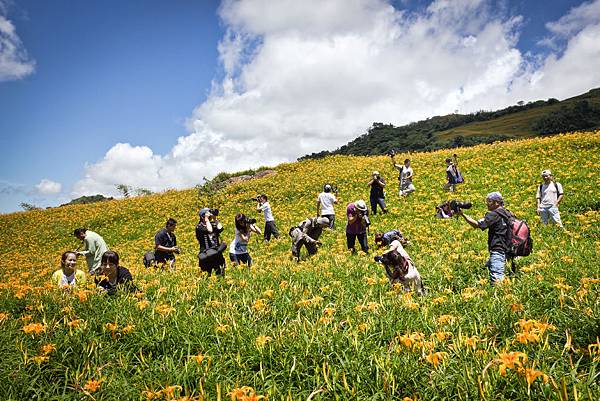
{"left": 199, "top": 254, "right": 225, "bottom": 276}
{"left": 370, "top": 197, "right": 387, "bottom": 215}
{"left": 321, "top": 214, "right": 335, "bottom": 229}
{"left": 264, "top": 221, "right": 280, "bottom": 241}
{"left": 346, "top": 232, "right": 368, "bottom": 252}
{"left": 229, "top": 252, "right": 252, "bottom": 267}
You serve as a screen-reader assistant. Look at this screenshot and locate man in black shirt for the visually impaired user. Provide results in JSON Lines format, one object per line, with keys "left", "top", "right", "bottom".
{"left": 154, "top": 218, "right": 180, "bottom": 269}
{"left": 456, "top": 192, "right": 509, "bottom": 285}
{"left": 196, "top": 208, "right": 226, "bottom": 276}
{"left": 368, "top": 171, "right": 388, "bottom": 214}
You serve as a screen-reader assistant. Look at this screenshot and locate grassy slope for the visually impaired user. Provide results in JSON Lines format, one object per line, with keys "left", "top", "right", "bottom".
{"left": 436, "top": 89, "right": 600, "bottom": 140}
{"left": 0, "top": 133, "right": 599, "bottom": 400}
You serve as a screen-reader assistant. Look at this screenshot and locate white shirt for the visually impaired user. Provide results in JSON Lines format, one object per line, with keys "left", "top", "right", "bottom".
{"left": 317, "top": 192, "right": 337, "bottom": 215}
{"left": 537, "top": 181, "right": 563, "bottom": 208}
{"left": 259, "top": 202, "right": 275, "bottom": 222}
{"left": 229, "top": 228, "right": 251, "bottom": 254}
{"left": 400, "top": 166, "right": 413, "bottom": 183}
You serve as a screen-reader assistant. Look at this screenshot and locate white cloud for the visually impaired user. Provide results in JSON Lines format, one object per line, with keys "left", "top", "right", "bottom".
{"left": 36, "top": 179, "right": 62, "bottom": 195}
{"left": 0, "top": 2, "right": 35, "bottom": 81}
{"left": 72, "top": 0, "right": 600, "bottom": 197}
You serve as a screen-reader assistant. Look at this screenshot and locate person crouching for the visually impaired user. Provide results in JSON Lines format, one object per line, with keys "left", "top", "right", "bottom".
{"left": 374, "top": 237, "right": 425, "bottom": 295}
{"left": 290, "top": 216, "right": 330, "bottom": 261}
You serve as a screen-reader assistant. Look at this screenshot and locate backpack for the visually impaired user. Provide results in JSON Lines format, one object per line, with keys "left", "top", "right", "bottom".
{"left": 143, "top": 251, "right": 156, "bottom": 268}
{"left": 498, "top": 209, "right": 533, "bottom": 258}
{"left": 383, "top": 250, "right": 411, "bottom": 281}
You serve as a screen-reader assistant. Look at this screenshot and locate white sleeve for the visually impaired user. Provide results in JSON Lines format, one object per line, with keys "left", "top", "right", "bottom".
{"left": 557, "top": 182, "right": 563, "bottom": 195}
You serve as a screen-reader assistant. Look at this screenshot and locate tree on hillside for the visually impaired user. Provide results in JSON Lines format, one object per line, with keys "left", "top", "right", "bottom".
{"left": 20, "top": 202, "right": 41, "bottom": 211}
{"left": 116, "top": 184, "right": 131, "bottom": 198}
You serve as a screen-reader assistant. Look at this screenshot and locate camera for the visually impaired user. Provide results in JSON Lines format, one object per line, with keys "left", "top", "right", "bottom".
{"left": 245, "top": 217, "right": 257, "bottom": 225}
{"left": 209, "top": 208, "right": 219, "bottom": 217}
{"left": 387, "top": 149, "right": 396, "bottom": 157}
{"left": 449, "top": 200, "right": 472, "bottom": 214}
{"left": 359, "top": 210, "right": 371, "bottom": 227}
{"left": 173, "top": 246, "right": 181, "bottom": 254}
{"left": 249, "top": 194, "right": 262, "bottom": 202}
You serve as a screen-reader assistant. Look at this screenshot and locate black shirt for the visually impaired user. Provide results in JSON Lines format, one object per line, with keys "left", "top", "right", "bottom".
{"left": 477, "top": 208, "right": 509, "bottom": 253}
{"left": 195, "top": 222, "right": 224, "bottom": 251}
{"left": 154, "top": 228, "right": 177, "bottom": 262}
{"left": 369, "top": 177, "right": 385, "bottom": 199}
{"left": 95, "top": 266, "right": 137, "bottom": 295}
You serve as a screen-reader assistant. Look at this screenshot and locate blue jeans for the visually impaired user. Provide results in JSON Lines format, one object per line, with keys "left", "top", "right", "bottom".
{"left": 540, "top": 206, "right": 563, "bottom": 227}
{"left": 370, "top": 197, "right": 387, "bottom": 214}
{"left": 486, "top": 251, "right": 505, "bottom": 284}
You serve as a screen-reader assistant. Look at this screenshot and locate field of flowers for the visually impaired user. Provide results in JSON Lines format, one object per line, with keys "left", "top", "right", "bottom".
{"left": 0, "top": 132, "right": 599, "bottom": 400}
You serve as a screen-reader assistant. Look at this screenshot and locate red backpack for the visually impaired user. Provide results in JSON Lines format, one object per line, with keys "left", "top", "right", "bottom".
{"left": 498, "top": 209, "right": 533, "bottom": 258}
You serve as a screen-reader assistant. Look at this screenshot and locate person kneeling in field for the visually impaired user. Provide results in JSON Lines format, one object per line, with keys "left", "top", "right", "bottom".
{"left": 374, "top": 229, "right": 405, "bottom": 247}
{"left": 95, "top": 251, "right": 138, "bottom": 295}
{"left": 374, "top": 236, "right": 425, "bottom": 295}
{"left": 52, "top": 251, "right": 87, "bottom": 288}
{"left": 290, "top": 216, "right": 330, "bottom": 261}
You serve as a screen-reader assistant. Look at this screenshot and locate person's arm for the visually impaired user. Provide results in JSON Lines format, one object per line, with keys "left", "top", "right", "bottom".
{"left": 378, "top": 178, "right": 386, "bottom": 188}
{"left": 317, "top": 198, "right": 321, "bottom": 216}
{"left": 204, "top": 216, "right": 213, "bottom": 233}
{"left": 457, "top": 210, "right": 480, "bottom": 229}
{"left": 405, "top": 170, "right": 413, "bottom": 180}
{"left": 239, "top": 230, "right": 250, "bottom": 242}
{"left": 250, "top": 224, "right": 262, "bottom": 235}
{"left": 367, "top": 179, "right": 374, "bottom": 187}
{"left": 348, "top": 212, "right": 357, "bottom": 224}
{"left": 556, "top": 183, "right": 564, "bottom": 206}
{"left": 78, "top": 237, "right": 91, "bottom": 256}
{"left": 257, "top": 202, "right": 263, "bottom": 212}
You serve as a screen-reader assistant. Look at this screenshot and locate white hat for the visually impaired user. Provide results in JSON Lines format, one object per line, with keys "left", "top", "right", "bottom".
{"left": 316, "top": 217, "right": 330, "bottom": 226}
{"left": 372, "top": 171, "right": 380, "bottom": 176}
{"left": 355, "top": 199, "right": 367, "bottom": 212}
{"left": 541, "top": 169, "right": 552, "bottom": 177}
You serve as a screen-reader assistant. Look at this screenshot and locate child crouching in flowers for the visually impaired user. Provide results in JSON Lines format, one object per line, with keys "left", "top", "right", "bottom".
{"left": 51, "top": 251, "right": 87, "bottom": 288}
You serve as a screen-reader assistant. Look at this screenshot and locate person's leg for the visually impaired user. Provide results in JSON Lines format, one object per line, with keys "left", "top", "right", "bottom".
{"left": 245, "top": 253, "right": 253, "bottom": 267}
{"left": 306, "top": 243, "right": 318, "bottom": 255}
{"left": 539, "top": 208, "right": 550, "bottom": 225}
{"left": 323, "top": 214, "right": 335, "bottom": 229}
{"left": 378, "top": 198, "right": 387, "bottom": 213}
{"left": 264, "top": 222, "right": 272, "bottom": 241}
{"left": 487, "top": 251, "right": 505, "bottom": 285}
{"left": 405, "top": 184, "right": 415, "bottom": 195}
{"left": 270, "top": 221, "right": 280, "bottom": 239}
{"left": 229, "top": 253, "right": 239, "bottom": 265}
{"left": 346, "top": 233, "right": 357, "bottom": 251}
{"left": 357, "top": 232, "right": 369, "bottom": 253}
{"left": 370, "top": 197, "right": 378, "bottom": 215}
{"left": 549, "top": 206, "right": 563, "bottom": 227}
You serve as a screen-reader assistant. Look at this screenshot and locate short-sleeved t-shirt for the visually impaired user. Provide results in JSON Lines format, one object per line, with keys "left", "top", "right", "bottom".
{"left": 230, "top": 228, "right": 252, "bottom": 254}
{"left": 369, "top": 178, "right": 385, "bottom": 199}
{"left": 446, "top": 165, "right": 457, "bottom": 183}
{"left": 477, "top": 209, "right": 509, "bottom": 253}
{"left": 154, "top": 228, "right": 177, "bottom": 262}
{"left": 346, "top": 203, "right": 367, "bottom": 235}
{"left": 318, "top": 192, "right": 337, "bottom": 215}
{"left": 195, "top": 223, "right": 224, "bottom": 251}
{"left": 536, "top": 182, "right": 563, "bottom": 208}
{"left": 259, "top": 202, "right": 275, "bottom": 222}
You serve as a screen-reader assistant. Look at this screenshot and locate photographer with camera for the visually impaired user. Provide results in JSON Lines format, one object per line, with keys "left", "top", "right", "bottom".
{"left": 229, "top": 213, "right": 261, "bottom": 267}
{"left": 456, "top": 192, "right": 511, "bottom": 285}
{"left": 290, "top": 216, "right": 330, "bottom": 261}
{"left": 256, "top": 194, "right": 280, "bottom": 241}
{"left": 390, "top": 153, "right": 415, "bottom": 197}
{"left": 153, "top": 218, "right": 180, "bottom": 270}
{"left": 346, "top": 200, "right": 370, "bottom": 253}
{"left": 317, "top": 184, "right": 337, "bottom": 229}
{"left": 196, "top": 208, "right": 226, "bottom": 276}
{"left": 368, "top": 171, "right": 388, "bottom": 214}
{"left": 444, "top": 154, "right": 464, "bottom": 192}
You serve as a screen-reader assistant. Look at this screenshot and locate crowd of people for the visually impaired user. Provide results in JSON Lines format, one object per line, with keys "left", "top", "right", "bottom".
{"left": 55, "top": 156, "right": 564, "bottom": 295}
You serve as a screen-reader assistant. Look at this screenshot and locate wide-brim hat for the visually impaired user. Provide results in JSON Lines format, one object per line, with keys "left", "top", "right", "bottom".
{"left": 355, "top": 199, "right": 367, "bottom": 212}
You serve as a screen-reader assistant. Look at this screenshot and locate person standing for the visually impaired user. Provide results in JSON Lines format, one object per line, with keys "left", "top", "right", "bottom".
{"left": 257, "top": 194, "right": 280, "bottom": 241}
{"left": 154, "top": 218, "right": 180, "bottom": 269}
{"left": 368, "top": 171, "right": 387, "bottom": 214}
{"left": 391, "top": 155, "right": 416, "bottom": 196}
{"left": 317, "top": 184, "right": 337, "bottom": 229}
{"left": 444, "top": 158, "right": 458, "bottom": 192}
{"left": 536, "top": 170, "right": 564, "bottom": 227}
{"left": 73, "top": 228, "right": 109, "bottom": 274}
{"left": 196, "top": 208, "right": 226, "bottom": 276}
{"left": 346, "top": 200, "right": 369, "bottom": 253}
{"left": 229, "top": 213, "right": 261, "bottom": 267}
{"left": 456, "top": 192, "right": 511, "bottom": 285}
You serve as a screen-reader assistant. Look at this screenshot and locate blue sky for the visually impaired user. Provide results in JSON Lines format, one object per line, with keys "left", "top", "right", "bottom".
{"left": 1, "top": 0, "right": 599, "bottom": 213}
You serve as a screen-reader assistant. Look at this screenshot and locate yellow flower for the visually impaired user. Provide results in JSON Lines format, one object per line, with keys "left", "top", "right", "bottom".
{"left": 22, "top": 322, "right": 46, "bottom": 335}
{"left": 518, "top": 367, "right": 549, "bottom": 386}
{"left": 255, "top": 335, "right": 272, "bottom": 348}
{"left": 41, "top": 343, "right": 56, "bottom": 355}
{"left": 424, "top": 351, "right": 448, "bottom": 368}
{"left": 83, "top": 378, "right": 105, "bottom": 393}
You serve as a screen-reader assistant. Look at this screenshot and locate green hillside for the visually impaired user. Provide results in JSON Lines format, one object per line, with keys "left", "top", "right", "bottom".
{"left": 301, "top": 88, "right": 600, "bottom": 159}
{"left": 0, "top": 133, "right": 599, "bottom": 400}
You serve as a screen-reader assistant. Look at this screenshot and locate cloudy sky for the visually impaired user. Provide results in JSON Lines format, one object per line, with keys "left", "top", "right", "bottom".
{"left": 1, "top": 0, "right": 600, "bottom": 213}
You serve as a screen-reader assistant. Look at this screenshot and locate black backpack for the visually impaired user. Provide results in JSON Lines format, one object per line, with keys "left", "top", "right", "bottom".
{"left": 143, "top": 251, "right": 156, "bottom": 268}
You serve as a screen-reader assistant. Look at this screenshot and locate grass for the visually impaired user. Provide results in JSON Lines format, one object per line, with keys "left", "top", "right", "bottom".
{"left": 0, "top": 132, "right": 599, "bottom": 400}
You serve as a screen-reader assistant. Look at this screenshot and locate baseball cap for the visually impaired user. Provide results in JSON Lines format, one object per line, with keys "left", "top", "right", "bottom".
{"left": 541, "top": 169, "right": 552, "bottom": 177}
{"left": 486, "top": 192, "right": 504, "bottom": 204}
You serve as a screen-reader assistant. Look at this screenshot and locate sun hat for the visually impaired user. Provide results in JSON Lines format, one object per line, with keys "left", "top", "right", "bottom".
{"left": 541, "top": 169, "right": 552, "bottom": 177}
{"left": 355, "top": 199, "right": 367, "bottom": 212}
{"left": 372, "top": 171, "right": 380, "bottom": 176}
